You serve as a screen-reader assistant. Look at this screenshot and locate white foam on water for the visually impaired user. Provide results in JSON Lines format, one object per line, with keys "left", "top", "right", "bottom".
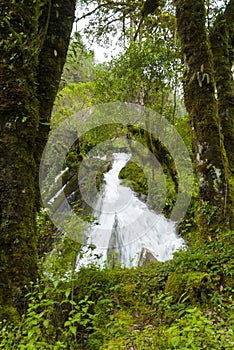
{"left": 77, "top": 153, "right": 184, "bottom": 268}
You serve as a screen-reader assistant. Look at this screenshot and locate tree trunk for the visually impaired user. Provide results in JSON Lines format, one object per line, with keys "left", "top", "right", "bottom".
{"left": 174, "top": 0, "right": 233, "bottom": 235}
{"left": 35, "top": 0, "right": 76, "bottom": 210}
{"left": 210, "top": 1, "right": 234, "bottom": 179}
{"left": 0, "top": 0, "right": 75, "bottom": 321}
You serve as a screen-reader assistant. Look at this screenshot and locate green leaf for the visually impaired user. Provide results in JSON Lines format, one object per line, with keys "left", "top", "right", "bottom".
{"left": 65, "top": 289, "right": 71, "bottom": 298}
{"left": 53, "top": 280, "right": 59, "bottom": 288}
{"left": 64, "top": 320, "right": 71, "bottom": 327}
{"left": 171, "top": 336, "right": 179, "bottom": 347}
{"left": 43, "top": 319, "right": 49, "bottom": 328}
{"left": 39, "top": 122, "right": 50, "bottom": 126}
{"left": 69, "top": 326, "right": 77, "bottom": 335}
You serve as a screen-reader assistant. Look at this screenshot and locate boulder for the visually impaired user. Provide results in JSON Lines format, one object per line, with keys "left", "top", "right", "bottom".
{"left": 138, "top": 247, "right": 157, "bottom": 266}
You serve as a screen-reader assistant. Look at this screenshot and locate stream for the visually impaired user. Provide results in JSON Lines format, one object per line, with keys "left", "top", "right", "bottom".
{"left": 77, "top": 152, "right": 184, "bottom": 268}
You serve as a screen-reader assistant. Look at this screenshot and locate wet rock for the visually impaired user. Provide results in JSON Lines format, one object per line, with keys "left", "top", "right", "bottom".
{"left": 138, "top": 247, "right": 157, "bottom": 266}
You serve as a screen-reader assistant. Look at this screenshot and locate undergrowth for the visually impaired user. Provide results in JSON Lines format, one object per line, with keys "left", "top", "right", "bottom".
{"left": 1, "top": 231, "right": 234, "bottom": 349}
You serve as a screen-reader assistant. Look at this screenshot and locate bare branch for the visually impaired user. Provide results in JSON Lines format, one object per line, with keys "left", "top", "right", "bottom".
{"left": 76, "top": 1, "right": 140, "bottom": 22}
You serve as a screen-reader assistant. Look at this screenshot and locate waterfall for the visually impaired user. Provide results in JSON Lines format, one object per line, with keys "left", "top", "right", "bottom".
{"left": 77, "top": 153, "right": 184, "bottom": 268}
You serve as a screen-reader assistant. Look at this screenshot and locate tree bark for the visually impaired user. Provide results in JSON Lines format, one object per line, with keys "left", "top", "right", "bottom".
{"left": 35, "top": 0, "right": 76, "bottom": 210}
{"left": 210, "top": 1, "right": 234, "bottom": 178}
{"left": 0, "top": 0, "right": 75, "bottom": 321}
{"left": 174, "top": 0, "right": 233, "bottom": 235}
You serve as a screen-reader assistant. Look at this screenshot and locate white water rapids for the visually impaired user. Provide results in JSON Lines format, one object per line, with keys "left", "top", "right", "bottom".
{"left": 77, "top": 153, "right": 184, "bottom": 268}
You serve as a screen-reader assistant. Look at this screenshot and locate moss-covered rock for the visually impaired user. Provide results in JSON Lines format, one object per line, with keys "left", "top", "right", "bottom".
{"left": 119, "top": 160, "right": 148, "bottom": 196}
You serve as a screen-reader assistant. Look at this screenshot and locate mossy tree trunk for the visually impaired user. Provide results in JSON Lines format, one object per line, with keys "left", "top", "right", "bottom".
{"left": 174, "top": 0, "right": 233, "bottom": 236}
{"left": 210, "top": 1, "right": 234, "bottom": 178}
{"left": 0, "top": 0, "right": 75, "bottom": 320}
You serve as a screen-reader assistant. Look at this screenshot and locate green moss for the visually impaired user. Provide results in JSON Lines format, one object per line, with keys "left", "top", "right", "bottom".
{"left": 165, "top": 272, "right": 210, "bottom": 304}
{"left": 0, "top": 305, "right": 20, "bottom": 324}
{"left": 119, "top": 160, "right": 148, "bottom": 196}
{"left": 175, "top": 0, "right": 233, "bottom": 234}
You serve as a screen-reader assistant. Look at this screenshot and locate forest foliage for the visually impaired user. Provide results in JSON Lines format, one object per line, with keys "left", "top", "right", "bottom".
{"left": 0, "top": 0, "right": 234, "bottom": 348}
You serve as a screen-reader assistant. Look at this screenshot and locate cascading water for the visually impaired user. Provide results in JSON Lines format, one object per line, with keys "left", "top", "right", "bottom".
{"left": 77, "top": 153, "right": 184, "bottom": 268}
